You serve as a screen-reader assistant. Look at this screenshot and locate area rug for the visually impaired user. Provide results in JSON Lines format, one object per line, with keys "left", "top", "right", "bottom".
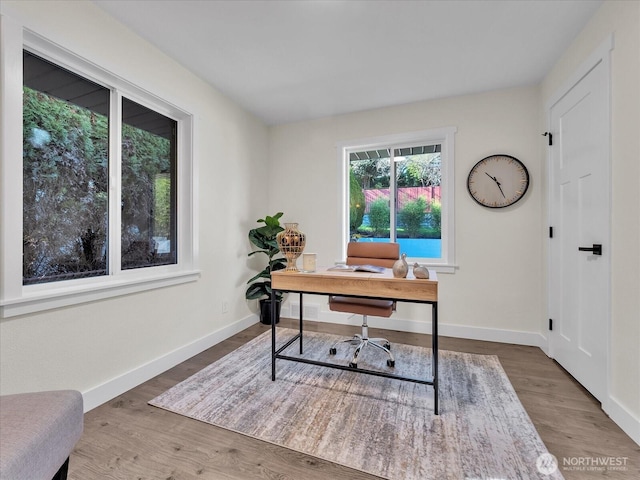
{"left": 150, "top": 329, "right": 563, "bottom": 479}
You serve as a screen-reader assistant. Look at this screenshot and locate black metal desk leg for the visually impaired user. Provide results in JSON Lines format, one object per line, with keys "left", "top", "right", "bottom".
{"left": 299, "top": 292, "right": 304, "bottom": 354}
{"left": 271, "top": 288, "right": 277, "bottom": 381}
{"left": 432, "top": 301, "right": 439, "bottom": 415}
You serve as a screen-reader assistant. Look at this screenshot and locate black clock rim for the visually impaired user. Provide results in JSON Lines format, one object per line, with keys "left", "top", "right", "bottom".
{"left": 466, "top": 154, "right": 530, "bottom": 208}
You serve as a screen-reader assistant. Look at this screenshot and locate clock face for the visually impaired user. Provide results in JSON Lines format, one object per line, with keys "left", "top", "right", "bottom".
{"left": 467, "top": 155, "right": 530, "bottom": 208}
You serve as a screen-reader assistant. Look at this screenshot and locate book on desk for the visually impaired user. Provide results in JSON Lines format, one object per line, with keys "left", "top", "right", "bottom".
{"left": 327, "top": 264, "right": 385, "bottom": 273}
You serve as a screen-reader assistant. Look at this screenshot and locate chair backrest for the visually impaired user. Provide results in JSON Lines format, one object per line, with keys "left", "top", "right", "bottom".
{"left": 346, "top": 242, "right": 399, "bottom": 268}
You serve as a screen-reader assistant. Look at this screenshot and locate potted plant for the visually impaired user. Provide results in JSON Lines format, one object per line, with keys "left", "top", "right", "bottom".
{"left": 246, "top": 212, "right": 287, "bottom": 324}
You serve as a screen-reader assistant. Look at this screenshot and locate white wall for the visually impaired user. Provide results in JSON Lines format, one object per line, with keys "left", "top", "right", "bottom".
{"left": 1, "top": 0, "right": 636, "bottom": 444}
{"left": 0, "top": 1, "right": 268, "bottom": 409}
{"left": 541, "top": 0, "right": 640, "bottom": 443}
{"left": 269, "top": 86, "right": 545, "bottom": 345}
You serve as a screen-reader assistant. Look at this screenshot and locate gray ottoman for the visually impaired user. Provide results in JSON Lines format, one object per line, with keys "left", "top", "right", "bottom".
{"left": 0, "top": 390, "right": 83, "bottom": 480}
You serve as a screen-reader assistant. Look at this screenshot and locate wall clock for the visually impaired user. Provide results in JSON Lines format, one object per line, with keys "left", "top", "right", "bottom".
{"left": 467, "top": 154, "right": 530, "bottom": 208}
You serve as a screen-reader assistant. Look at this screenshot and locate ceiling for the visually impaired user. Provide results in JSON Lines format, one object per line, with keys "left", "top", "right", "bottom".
{"left": 92, "top": 0, "right": 602, "bottom": 126}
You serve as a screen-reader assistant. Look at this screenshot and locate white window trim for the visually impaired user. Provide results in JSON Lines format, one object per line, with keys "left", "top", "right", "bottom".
{"left": 337, "top": 127, "right": 457, "bottom": 273}
{"left": 0, "top": 21, "right": 199, "bottom": 318}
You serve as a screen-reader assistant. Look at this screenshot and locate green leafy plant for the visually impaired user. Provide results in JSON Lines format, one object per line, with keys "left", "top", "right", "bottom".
{"left": 245, "top": 212, "right": 287, "bottom": 302}
{"left": 369, "top": 197, "right": 390, "bottom": 237}
{"left": 349, "top": 169, "right": 365, "bottom": 235}
{"left": 399, "top": 196, "right": 427, "bottom": 237}
{"left": 428, "top": 200, "right": 441, "bottom": 235}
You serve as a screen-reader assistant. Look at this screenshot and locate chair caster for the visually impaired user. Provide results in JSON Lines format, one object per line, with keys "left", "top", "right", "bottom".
{"left": 384, "top": 343, "right": 391, "bottom": 350}
{"left": 329, "top": 348, "right": 337, "bottom": 355}
{"left": 349, "top": 362, "right": 358, "bottom": 368}
{"left": 387, "top": 359, "right": 395, "bottom": 367}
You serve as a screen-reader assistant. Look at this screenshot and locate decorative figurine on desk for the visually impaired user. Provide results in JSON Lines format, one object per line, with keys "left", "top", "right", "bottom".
{"left": 392, "top": 253, "right": 408, "bottom": 278}
{"left": 413, "top": 263, "right": 430, "bottom": 279}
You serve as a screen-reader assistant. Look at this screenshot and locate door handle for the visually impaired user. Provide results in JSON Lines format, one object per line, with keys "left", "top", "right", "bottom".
{"left": 578, "top": 244, "right": 602, "bottom": 256}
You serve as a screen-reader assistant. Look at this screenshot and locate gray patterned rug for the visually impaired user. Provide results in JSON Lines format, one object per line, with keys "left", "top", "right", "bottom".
{"left": 150, "top": 329, "right": 563, "bottom": 479}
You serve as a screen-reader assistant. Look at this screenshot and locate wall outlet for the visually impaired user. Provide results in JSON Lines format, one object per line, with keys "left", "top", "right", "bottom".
{"left": 222, "top": 301, "right": 229, "bottom": 314}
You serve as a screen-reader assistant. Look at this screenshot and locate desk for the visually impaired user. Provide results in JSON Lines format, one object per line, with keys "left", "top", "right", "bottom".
{"left": 270, "top": 268, "right": 439, "bottom": 414}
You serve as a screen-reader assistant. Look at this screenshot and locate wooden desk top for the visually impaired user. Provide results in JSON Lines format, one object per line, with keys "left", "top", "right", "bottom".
{"left": 271, "top": 268, "right": 437, "bottom": 302}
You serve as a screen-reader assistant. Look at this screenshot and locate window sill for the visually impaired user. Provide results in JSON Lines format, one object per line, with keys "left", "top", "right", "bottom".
{"left": 418, "top": 264, "right": 457, "bottom": 274}
{"left": 405, "top": 257, "right": 457, "bottom": 274}
{"left": 0, "top": 270, "right": 201, "bottom": 318}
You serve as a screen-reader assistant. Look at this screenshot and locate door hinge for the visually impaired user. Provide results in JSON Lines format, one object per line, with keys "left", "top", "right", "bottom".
{"left": 548, "top": 319, "right": 553, "bottom": 331}
{"left": 549, "top": 226, "right": 553, "bottom": 238}
{"left": 542, "top": 132, "right": 553, "bottom": 146}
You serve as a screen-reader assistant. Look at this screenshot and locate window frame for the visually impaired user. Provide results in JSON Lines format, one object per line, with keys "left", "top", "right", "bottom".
{"left": 338, "top": 127, "right": 457, "bottom": 273}
{"left": 0, "top": 25, "right": 199, "bottom": 318}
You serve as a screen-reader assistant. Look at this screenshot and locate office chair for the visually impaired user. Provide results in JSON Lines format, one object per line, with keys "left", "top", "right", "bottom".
{"left": 328, "top": 241, "right": 400, "bottom": 368}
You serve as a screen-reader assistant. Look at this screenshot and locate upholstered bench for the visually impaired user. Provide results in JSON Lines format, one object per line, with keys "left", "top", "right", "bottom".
{"left": 0, "top": 390, "right": 83, "bottom": 480}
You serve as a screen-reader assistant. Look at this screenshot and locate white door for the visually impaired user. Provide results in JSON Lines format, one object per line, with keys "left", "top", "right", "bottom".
{"left": 548, "top": 47, "right": 611, "bottom": 403}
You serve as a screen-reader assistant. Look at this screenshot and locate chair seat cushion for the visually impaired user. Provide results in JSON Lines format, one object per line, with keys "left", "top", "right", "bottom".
{"left": 0, "top": 390, "right": 83, "bottom": 480}
{"left": 329, "top": 295, "right": 394, "bottom": 317}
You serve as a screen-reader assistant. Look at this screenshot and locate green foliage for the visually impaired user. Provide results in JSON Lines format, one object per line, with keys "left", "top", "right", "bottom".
{"left": 395, "top": 153, "right": 441, "bottom": 187}
{"left": 22, "top": 86, "right": 176, "bottom": 283}
{"left": 368, "top": 197, "right": 390, "bottom": 237}
{"left": 23, "top": 87, "right": 109, "bottom": 282}
{"left": 246, "top": 212, "right": 287, "bottom": 301}
{"left": 398, "top": 196, "right": 427, "bottom": 237}
{"left": 349, "top": 169, "right": 365, "bottom": 235}
{"left": 428, "top": 200, "right": 441, "bottom": 235}
{"left": 154, "top": 174, "right": 172, "bottom": 237}
{"left": 121, "top": 122, "right": 174, "bottom": 269}
{"left": 351, "top": 153, "right": 440, "bottom": 190}
{"left": 350, "top": 158, "right": 391, "bottom": 189}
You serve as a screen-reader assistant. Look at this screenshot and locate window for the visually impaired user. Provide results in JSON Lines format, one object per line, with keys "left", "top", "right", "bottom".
{"left": 23, "top": 51, "right": 111, "bottom": 284}
{"left": 0, "top": 29, "right": 197, "bottom": 317}
{"left": 24, "top": 53, "right": 179, "bottom": 281}
{"left": 339, "top": 128, "right": 456, "bottom": 271}
{"left": 121, "top": 98, "right": 177, "bottom": 271}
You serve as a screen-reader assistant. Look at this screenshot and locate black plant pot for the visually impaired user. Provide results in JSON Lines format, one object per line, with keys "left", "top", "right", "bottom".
{"left": 259, "top": 298, "right": 281, "bottom": 325}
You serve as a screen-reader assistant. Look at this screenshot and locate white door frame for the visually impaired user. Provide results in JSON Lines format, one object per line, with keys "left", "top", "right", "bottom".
{"left": 545, "top": 34, "right": 613, "bottom": 410}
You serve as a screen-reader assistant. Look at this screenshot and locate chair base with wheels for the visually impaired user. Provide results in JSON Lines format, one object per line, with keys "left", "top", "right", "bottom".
{"left": 328, "top": 242, "right": 400, "bottom": 368}
{"left": 329, "top": 313, "right": 395, "bottom": 368}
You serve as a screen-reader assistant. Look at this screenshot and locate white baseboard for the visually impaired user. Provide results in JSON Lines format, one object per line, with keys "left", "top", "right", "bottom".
{"left": 82, "top": 314, "right": 259, "bottom": 412}
{"left": 317, "top": 311, "right": 546, "bottom": 348}
{"left": 439, "top": 322, "right": 547, "bottom": 348}
{"left": 603, "top": 396, "right": 640, "bottom": 446}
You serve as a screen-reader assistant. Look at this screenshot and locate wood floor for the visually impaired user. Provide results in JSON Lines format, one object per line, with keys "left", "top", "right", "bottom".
{"left": 69, "top": 319, "right": 639, "bottom": 479}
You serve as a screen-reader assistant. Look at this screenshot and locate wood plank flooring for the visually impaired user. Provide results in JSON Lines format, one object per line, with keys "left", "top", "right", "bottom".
{"left": 69, "top": 320, "right": 639, "bottom": 479}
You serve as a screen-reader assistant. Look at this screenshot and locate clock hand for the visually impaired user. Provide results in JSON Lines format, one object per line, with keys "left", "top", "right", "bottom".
{"left": 485, "top": 172, "right": 506, "bottom": 198}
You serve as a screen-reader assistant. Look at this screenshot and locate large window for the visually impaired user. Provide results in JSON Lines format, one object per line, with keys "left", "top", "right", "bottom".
{"left": 0, "top": 28, "right": 196, "bottom": 317}
{"left": 340, "top": 128, "right": 456, "bottom": 271}
{"left": 23, "top": 52, "right": 177, "bottom": 283}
